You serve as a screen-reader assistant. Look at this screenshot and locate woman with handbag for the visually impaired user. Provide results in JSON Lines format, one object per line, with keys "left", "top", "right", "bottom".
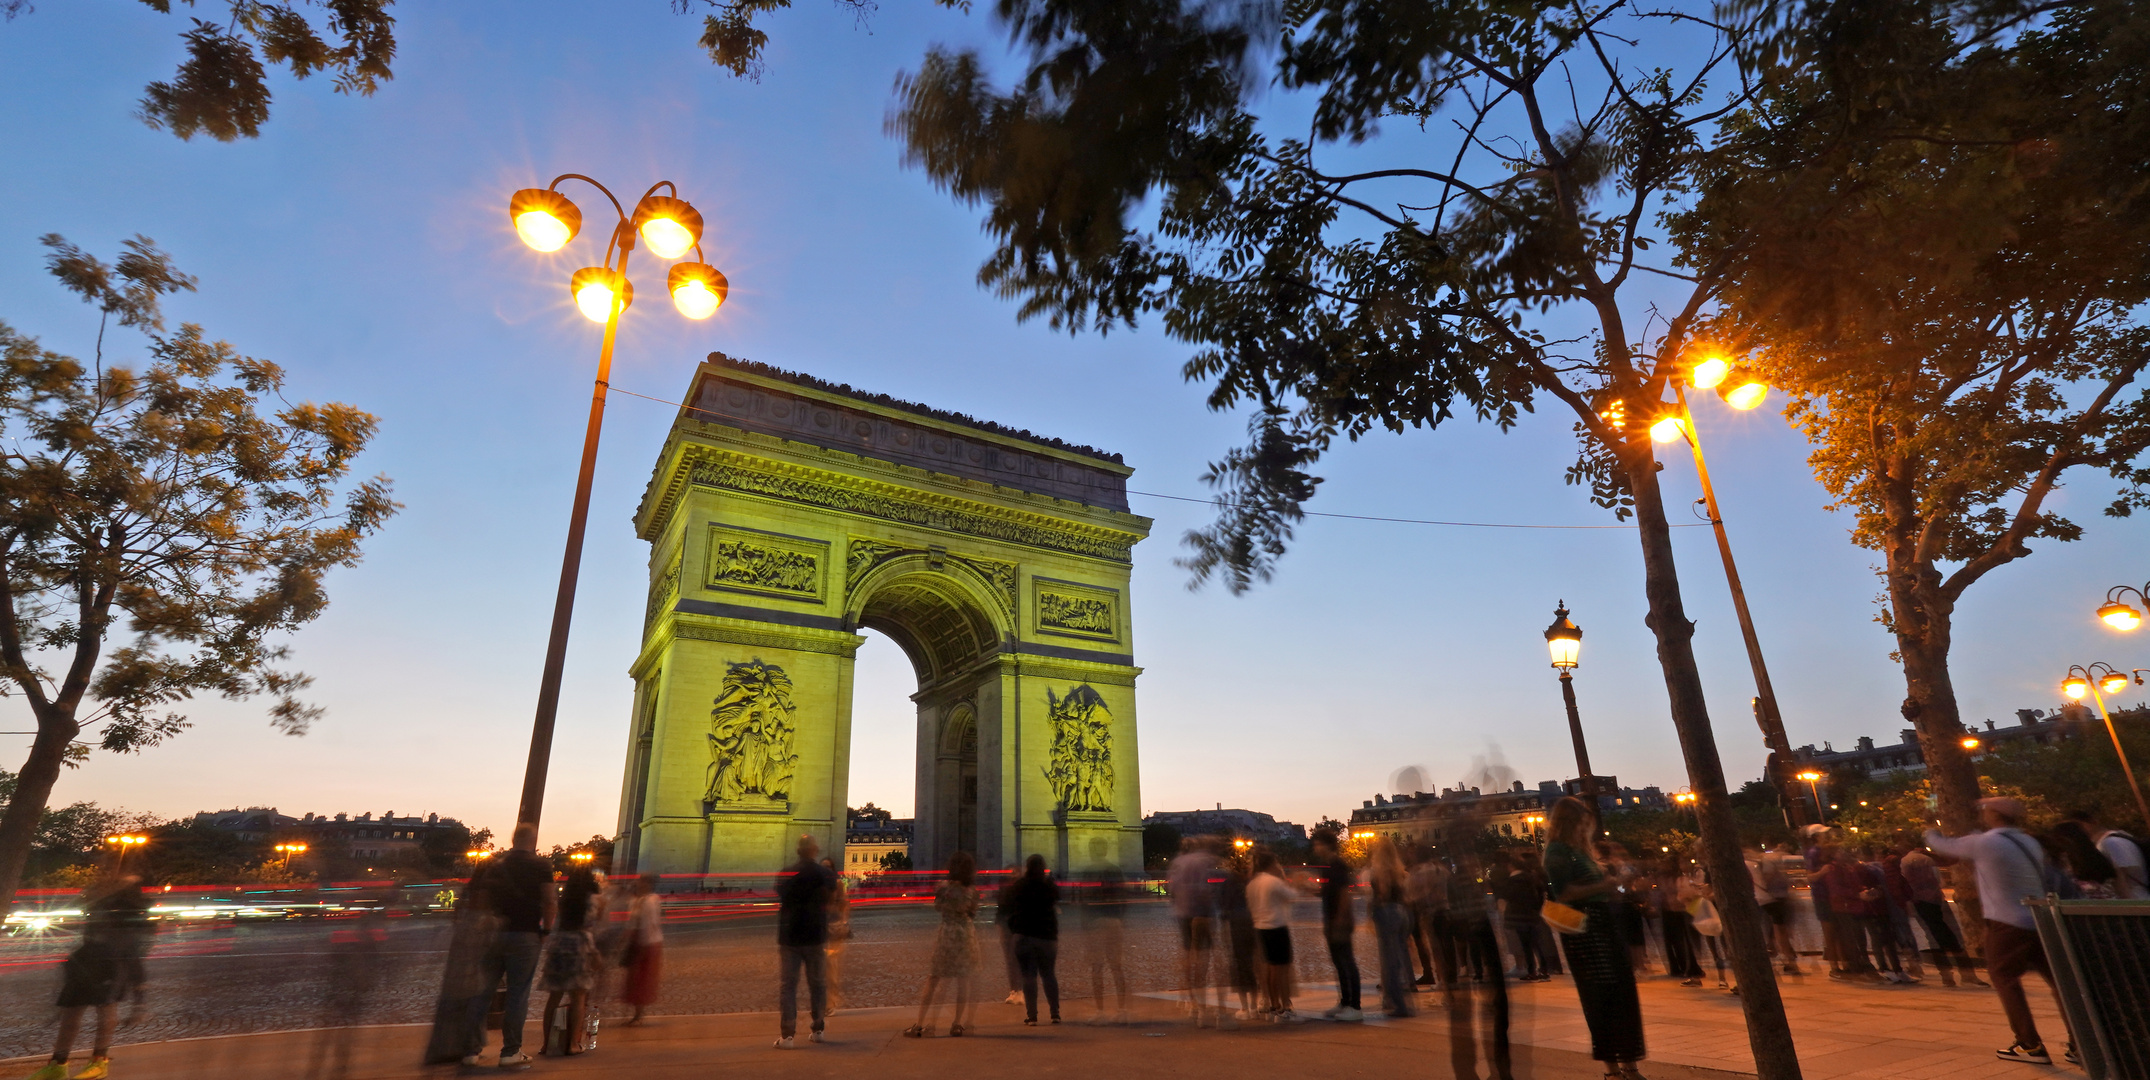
{"left": 1543, "top": 796, "right": 1647, "bottom": 1080}
{"left": 619, "top": 874, "right": 665, "bottom": 1025}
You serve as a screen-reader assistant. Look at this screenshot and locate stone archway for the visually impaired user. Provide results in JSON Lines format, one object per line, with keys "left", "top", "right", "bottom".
{"left": 615, "top": 355, "right": 1151, "bottom": 878}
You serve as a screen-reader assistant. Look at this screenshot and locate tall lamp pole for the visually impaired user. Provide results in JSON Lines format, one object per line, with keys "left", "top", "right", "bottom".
{"left": 1651, "top": 357, "right": 1811, "bottom": 826}
{"left": 1544, "top": 602, "right": 1597, "bottom": 810}
{"left": 503, "top": 176, "right": 729, "bottom": 832}
{"left": 2063, "top": 664, "right": 2150, "bottom": 829}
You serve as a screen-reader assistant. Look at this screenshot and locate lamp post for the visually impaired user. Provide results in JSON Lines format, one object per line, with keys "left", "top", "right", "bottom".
{"left": 2095, "top": 584, "right": 2146, "bottom": 631}
{"left": 504, "top": 176, "right": 728, "bottom": 833}
{"left": 1795, "top": 770, "right": 1825, "bottom": 823}
{"left": 1652, "top": 356, "right": 1810, "bottom": 826}
{"left": 2062, "top": 663, "right": 2150, "bottom": 828}
{"left": 1544, "top": 602, "right": 1597, "bottom": 810}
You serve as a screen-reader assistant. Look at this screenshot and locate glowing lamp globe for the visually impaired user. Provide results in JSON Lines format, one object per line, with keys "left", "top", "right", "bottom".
{"left": 1723, "top": 382, "right": 1769, "bottom": 411}
{"left": 1650, "top": 416, "right": 1686, "bottom": 443}
{"left": 2097, "top": 600, "right": 2142, "bottom": 631}
{"left": 633, "top": 195, "right": 704, "bottom": 260}
{"left": 570, "top": 267, "right": 631, "bottom": 323}
{"left": 2101, "top": 672, "right": 2129, "bottom": 695}
{"left": 668, "top": 262, "right": 728, "bottom": 320}
{"left": 1544, "top": 603, "right": 1582, "bottom": 670}
{"left": 2063, "top": 675, "right": 2089, "bottom": 700}
{"left": 509, "top": 188, "right": 582, "bottom": 252}
{"left": 1691, "top": 356, "right": 1730, "bottom": 389}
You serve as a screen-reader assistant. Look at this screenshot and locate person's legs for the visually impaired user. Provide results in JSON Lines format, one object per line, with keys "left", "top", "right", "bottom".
{"left": 779, "top": 945, "right": 803, "bottom": 1038}
{"left": 951, "top": 975, "right": 971, "bottom": 1029}
{"left": 1327, "top": 932, "right": 1361, "bottom": 1011}
{"left": 799, "top": 945, "right": 828, "bottom": 1034}
{"left": 497, "top": 932, "right": 542, "bottom": 1058}
{"left": 1866, "top": 915, "right": 1902, "bottom": 975}
{"left": 49, "top": 1006, "right": 87, "bottom": 1062}
{"left": 1016, "top": 935, "right": 1042, "bottom": 1021}
{"left": 1037, "top": 938, "right": 1061, "bottom": 1020}
{"left": 1983, "top": 921, "right": 2047, "bottom": 1050}
{"left": 913, "top": 974, "right": 941, "bottom": 1030}
{"left": 461, "top": 937, "right": 508, "bottom": 1058}
{"left": 1412, "top": 908, "right": 1436, "bottom": 983}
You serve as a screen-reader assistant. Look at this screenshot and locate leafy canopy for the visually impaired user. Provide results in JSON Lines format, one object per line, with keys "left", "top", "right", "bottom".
{"left": 0, "top": 235, "right": 398, "bottom": 751}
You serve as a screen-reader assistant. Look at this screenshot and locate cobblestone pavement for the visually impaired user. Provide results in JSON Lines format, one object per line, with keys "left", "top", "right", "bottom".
{"left": 0, "top": 899, "right": 1371, "bottom": 1060}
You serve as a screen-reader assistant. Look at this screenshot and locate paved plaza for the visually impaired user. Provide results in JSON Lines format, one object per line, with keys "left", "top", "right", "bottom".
{"left": 0, "top": 898, "right": 2074, "bottom": 1080}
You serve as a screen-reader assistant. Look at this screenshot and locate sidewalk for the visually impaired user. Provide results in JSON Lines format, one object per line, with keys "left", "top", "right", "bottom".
{"left": 2, "top": 968, "right": 2068, "bottom": 1080}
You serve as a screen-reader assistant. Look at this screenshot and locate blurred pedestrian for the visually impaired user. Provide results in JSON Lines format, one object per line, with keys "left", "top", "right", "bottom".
{"left": 1219, "top": 847, "right": 1258, "bottom": 1024}
{"left": 1679, "top": 852, "right": 1729, "bottom": 990}
{"left": 1009, "top": 854, "right": 1063, "bottom": 1026}
{"left": 1655, "top": 853, "right": 1701, "bottom": 985}
{"left": 620, "top": 873, "right": 664, "bottom": 1025}
{"left": 1899, "top": 841, "right": 1979, "bottom": 987}
{"left": 1802, "top": 825, "right": 1843, "bottom": 976}
{"left": 1816, "top": 846, "right": 1883, "bottom": 983}
{"left": 996, "top": 864, "right": 1025, "bottom": 1005}
{"left": 774, "top": 835, "right": 837, "bottom": 1049}
{"left": 1444, "top": 849, "right": 1512, "bottom": 1080}
{"left": 822, "top": 856, "right": 852, "bottom": 1009}
{"left": 461, "top": 823, "right": 554, "bottom": 1070}
{"left": 1750, "top": 843, "right": 1798, "bottom": 975}
{"left": 1166, "top": 836, "right": 1220, "bottom": 1023}
{"left": 1877, "top": 844, "right": 1926, "bottom": 981}
{"left": 1545, "top": 796, "right": 1646, "bottom": 1078}
{"left": 906, "top": 851, "right": 979, "bottom": 1038}
{"left": 1310, "top": 828, "right": 1363, "bottom": 1021}
{"left": 2067, "top": 809, "right": 2146, "bottom": 899}
{"left": 1082, "top": 865, "right": 1132, "bottom": 1024}
{"left": 1498, "top": 851, "right": 1552, "bottom": 981}
{"left": 309, "top": 899, "right": 388, "bottom": 1079}
{"left": 1925, "top": 797, "right": 2077, "bottom": 1065}
{"left": 1368, "top": 837, "right": 1415, "bottom": 1017}
{"left": 26, "top": 871, "right": 151, "bottom": 1080}
{"left": 539, "top": 866, "right": 603, "bottom": 1056}
{"left": 2049, "top": 821, "right": 2121, "bottom": 898}
{"left": 1408, "top": 846, "right": 1454, "bottom": 989}
{"left": 1246, "top": 848, "right": 1300, "bottom": 1020}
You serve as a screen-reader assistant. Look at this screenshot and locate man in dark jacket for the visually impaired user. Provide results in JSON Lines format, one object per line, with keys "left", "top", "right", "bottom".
{"left": 461, "top": 823, "right": 554, "bottom": 1070}
{"left": 1311, "top": 829, "right": 1362, "bottom": 1021}
{"left": 775, "top": 834, "right": 837, "bottom": 1048}
{"left": 1008, "top": 854, "right": 1063, "bottom": 1025}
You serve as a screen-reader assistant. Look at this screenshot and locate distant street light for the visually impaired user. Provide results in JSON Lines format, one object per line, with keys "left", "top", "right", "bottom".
{"left": 504, "top": 175, "right": 728, "bottom": 835}
{"left": 2062, "top": 663, "right": 2150, "bottom": 828}
{"left": 2095, "top": 584, "right": 2146, "bottom": 631}
{"left": 1795, "top": 770, "right": 1826, "bottom": 823}
{"left": 1655, "top": 354, "right": 1809, "bottom": 826}
{"left": 1544, "top": 602, "right": 1600, "bottom": 811}
{"left": 1960, "top": 736, "right": 1981, "bottom": 752}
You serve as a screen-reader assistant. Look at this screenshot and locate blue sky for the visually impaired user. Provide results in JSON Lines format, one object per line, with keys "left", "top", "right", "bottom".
{"left": 1, "top": 1, "right": 2140, "bottom": 847}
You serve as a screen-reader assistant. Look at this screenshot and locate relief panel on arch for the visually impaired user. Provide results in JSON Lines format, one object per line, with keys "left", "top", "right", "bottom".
{"left": 704, "top": 523, "right": 828, "bottom": 603}
{"left": 1031, "top": 577, "right": 1120, "bottom": 642}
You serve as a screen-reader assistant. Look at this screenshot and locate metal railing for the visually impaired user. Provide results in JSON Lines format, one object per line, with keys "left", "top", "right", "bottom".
{"left": 2026, "top": 898, "right": 2150, "bottom": 1080}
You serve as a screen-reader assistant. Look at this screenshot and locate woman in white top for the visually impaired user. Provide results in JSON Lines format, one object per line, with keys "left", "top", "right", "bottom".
{"left": 1245, "top": 848, "right": 1301, "bottom": 1020}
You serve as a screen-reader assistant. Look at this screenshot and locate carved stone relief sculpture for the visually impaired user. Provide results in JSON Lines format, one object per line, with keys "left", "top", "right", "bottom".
{"left": 706, "top": 658, "right": 800, "bottom": 806}
{"left": 1042, "top": 683, "right": 1114, "bottom": 812}
{"left": 705, "top": 525, "right": 826, "bottom": 602}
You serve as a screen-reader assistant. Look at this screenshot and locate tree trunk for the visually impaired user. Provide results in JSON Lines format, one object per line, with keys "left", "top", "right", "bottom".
{"left": 1627, "top": 452, "right": 1801, "bottom": 1080}
{"left": 1888, "top": 568, "right": 1987, "bottom": 947}
{"left": 0, "top": 712, "right": 75, "bottom": 919}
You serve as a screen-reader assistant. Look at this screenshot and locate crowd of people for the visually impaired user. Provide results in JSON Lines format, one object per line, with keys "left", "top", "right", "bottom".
{"left": 19, "top": 798, "right": 2145, "bottom": 1078}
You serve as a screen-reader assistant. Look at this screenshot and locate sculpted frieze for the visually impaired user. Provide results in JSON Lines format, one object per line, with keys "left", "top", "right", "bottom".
{"left": 1043, "top": 683, "right": 1114, "bottom": 813}
{"left": 704, "top": 524, "right": 827, "bottom": 603}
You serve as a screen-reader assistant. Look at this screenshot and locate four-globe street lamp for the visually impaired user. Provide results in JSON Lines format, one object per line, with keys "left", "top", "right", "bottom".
{"left": 2062, "top": 663, "right": 2150, "bottom": 828}
{"left": 1544, "top": 602, "right": 1599, "bottom": 811}
{"left": 1652, "top": 354, "right": 1810, "bottom": 826}
{"left": 505, "top": 176, "right": 729, "bottom": 834}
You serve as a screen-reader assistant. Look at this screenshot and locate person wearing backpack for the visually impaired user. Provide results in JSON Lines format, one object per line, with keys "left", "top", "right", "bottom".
{"left": 1923, "top": 797, "right": 2078, "bottom": 1067}
{"left": 2068, "top": 810, "right": 2147, "bottom": 899}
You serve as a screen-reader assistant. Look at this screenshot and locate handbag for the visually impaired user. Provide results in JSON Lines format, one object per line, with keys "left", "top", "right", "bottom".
{"left": 1541, "top": 900, "right": 1589, "bottom": 936}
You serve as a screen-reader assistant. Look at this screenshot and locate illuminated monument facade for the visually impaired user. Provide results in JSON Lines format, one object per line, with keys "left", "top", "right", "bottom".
{"left": 617, "top": 355, "right": 1151, "bottom": 877}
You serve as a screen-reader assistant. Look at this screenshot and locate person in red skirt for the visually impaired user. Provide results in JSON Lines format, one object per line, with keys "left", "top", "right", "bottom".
{"left": 620, "top": 874, "right": 664, "bottom": 1024}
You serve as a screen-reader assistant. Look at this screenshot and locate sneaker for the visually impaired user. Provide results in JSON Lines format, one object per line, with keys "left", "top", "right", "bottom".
{"left": 1996, "top": 1044, "right": 2051, "bottom": 1065}
{"left": 808, "top": 1031, "right": 825, "bottom": 1044}
{"left": 2064, "top": 1049, "right": 2080, "bottom": 1066}
{"left": 460, "top": 1055, "right": 483, "bottom": 1068}
{"left": 27, "top": 1064, "right": 67, "bottom": 1080}
{"left": 1005, "top": 991, "right": 1024, "bottom": 1005}
{"left": 72, "top": 1061, "right": 111, "bottom": 1080}
{"left": 496, "top": 1052, "right": 532, "bottom": 1070}
{"left": 1332, "top": 1007, "right": 1363, "bottom": 1022}
{"left": 773, "top": 1037, "right": 795, "bottom": 1050}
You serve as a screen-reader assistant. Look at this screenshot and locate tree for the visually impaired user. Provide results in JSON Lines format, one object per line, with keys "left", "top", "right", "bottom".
{"left": 1680, "top": 1, "right": 2150, "bottom": 854}
{"left": 891, "top": 0, "right": 1803, "bottom": 1069}
{"left": 877, "top": 849, "right": 913, "bottom": 871}
{"left": 0, "top": 235, "right": 397, "bottom": 916}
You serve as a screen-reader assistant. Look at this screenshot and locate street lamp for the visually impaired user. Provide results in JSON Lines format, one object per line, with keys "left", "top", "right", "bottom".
{"left": 273, "top": 842, "right": 308, "bottom": 866}
{"left": 2062, "top": 663, "right": 2150, "bottom": 828}
{"left": 1654, "top": 352, "right": 1809, "bottom": 826}
{"left": 1544, "top": 601, "right": 1599, "bottom": 810}
{"left": 1795, "top": 770, "right": 1826, "bottom": 822}
{"left": 2095, "top": 584, "right": 2146, "bottom": 631}
{"left": 505, "top": 175, "right": 729, "bottom": 834}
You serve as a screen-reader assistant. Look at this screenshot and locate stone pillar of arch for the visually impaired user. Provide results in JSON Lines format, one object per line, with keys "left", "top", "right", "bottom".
{"left": 617, "top": 354, "right": 1151, "bottom": 880}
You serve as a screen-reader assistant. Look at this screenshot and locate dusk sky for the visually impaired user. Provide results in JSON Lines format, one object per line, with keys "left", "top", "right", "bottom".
{"left": 2, "top": 2, "right": 2141, "bottom": 848}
